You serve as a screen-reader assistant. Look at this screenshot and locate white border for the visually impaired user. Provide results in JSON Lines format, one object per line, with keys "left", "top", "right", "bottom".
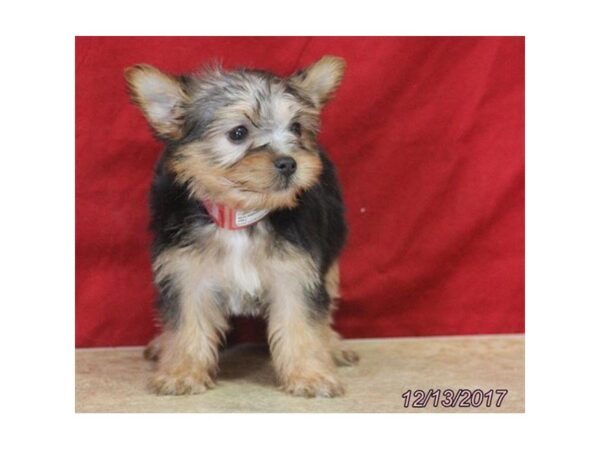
{"left": 3, "top": 0, "right": 600, "bottom": 448}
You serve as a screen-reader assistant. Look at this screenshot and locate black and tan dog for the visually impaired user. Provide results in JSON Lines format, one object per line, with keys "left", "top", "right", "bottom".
{"left": 125, "top": 56, "right": 358, "bottom": 397}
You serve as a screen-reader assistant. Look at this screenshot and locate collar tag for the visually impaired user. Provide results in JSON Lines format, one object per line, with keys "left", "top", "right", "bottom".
{"left": 202, "top": 199, "right": 269, "bottom": 230}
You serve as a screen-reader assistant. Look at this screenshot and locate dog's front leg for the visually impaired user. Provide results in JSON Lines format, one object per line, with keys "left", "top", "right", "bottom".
{"left": 149, "top": 249, "right": 229, "bottom": 395}
{"left": 149, "top": 288, "right": 228, "bottom": 395}
{"left": 267, "top": 264, "right": 343, "bottom": 398}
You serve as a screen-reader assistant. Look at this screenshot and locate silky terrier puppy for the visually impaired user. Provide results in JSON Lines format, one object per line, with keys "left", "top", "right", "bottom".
{"left": 125, "top": 55, "right": 358, "bottom": 398}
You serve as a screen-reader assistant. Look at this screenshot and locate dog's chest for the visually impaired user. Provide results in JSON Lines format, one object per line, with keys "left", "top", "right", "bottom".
{"left": 210, "top": 228, "right": 270, "bottom": 316}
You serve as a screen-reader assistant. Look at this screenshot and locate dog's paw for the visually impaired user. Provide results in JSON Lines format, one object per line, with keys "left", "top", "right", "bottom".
{"left": 149, "top": 369, "right": 215, "bottom": 395}
{"left": 333, "top": 348, "right": 360, "bottom": 366}
{"left": 282, "top": 372, "right": 345, "bottom": 398}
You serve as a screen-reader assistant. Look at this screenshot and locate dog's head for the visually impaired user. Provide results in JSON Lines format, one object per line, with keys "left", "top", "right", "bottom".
{"left": 125, "top": 56, "right": 345, "bottom": 211}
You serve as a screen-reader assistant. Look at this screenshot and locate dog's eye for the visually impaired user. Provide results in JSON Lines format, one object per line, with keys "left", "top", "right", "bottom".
{"left": 290, "top": 122, "right": 302, "bottom": 137}
{"left": 228, "top": 125, "right": 248, "bottom": 143}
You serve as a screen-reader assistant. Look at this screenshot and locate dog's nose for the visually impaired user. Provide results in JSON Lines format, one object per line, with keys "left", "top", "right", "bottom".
{"left": 273, "top": 156, "right": 297, "bottom": 176}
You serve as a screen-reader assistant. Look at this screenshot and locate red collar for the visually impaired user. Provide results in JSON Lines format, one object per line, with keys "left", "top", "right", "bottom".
{"left": 202, "top": 198, "right": 269, "bottom": 230}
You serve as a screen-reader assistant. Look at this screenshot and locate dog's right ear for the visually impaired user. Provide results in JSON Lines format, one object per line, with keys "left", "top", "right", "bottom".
{"left": 124, "top": 64, "right": 188, "bottom": 140}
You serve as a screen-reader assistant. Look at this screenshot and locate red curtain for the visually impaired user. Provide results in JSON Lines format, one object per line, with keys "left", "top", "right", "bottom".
{"left": 76, "top": 37, "right": 524, "bottom": 347}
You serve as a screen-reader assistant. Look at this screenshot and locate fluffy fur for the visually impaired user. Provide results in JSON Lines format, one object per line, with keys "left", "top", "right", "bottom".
{"left": 126, "top": 56, "right": 358, "bottom": 397}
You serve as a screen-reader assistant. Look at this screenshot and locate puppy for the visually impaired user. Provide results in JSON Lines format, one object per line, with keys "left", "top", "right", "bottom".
{"left": 125, "top": 55, "right": 358, "bottom": 398}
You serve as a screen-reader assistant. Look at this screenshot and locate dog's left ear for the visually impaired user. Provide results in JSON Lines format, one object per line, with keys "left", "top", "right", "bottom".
{"left": 289, "top": 55, "right": 346, "bottom": 108}
{"left": 124, "top": 64, "right": 189, "bottom": 140}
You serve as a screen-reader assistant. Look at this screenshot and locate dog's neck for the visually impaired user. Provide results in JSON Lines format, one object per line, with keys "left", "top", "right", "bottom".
{"left": 201, "top": 198, "right": 269, "bottom": 230}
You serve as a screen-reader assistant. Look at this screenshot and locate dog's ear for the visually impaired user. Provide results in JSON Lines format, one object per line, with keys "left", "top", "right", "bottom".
{"left": 124, "top": 64, "right": 189, "bottom": 140}
{"left": 289, "top": 56, "right": 346, "bottom": 108}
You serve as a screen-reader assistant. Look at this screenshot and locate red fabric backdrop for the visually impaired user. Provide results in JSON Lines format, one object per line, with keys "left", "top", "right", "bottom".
{"left": 75, "top": 36, "right": 524, "bottom": 348}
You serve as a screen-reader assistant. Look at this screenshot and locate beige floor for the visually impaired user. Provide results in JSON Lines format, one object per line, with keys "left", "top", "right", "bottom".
{"left": 76, "top": 334, "right": 524, "bottom": 413}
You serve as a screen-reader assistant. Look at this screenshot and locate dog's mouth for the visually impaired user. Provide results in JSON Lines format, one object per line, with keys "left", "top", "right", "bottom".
{"left": 233, "top": 175, "right": 298, "bottom": 194}
{"left": 277, "top": 174, "right": 295, "bottom": 191}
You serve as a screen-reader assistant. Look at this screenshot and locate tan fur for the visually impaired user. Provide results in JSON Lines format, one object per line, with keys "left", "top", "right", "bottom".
{"left": 325, "top": 260, "right": 340, "bottom": 299}
{"left": 124, "top": 64, "right": 189, "bottom": 140}
{"left": 323, "top": 318, "right": 360, "bottom": 367}
{"left": 168, "top": 142, "right": 323, "bottom": 211}
{"left": 265, "top": 250, "right": 344, "bottom": 397}
{"left": 143, "top": 334, "right": 163, "bottom": 361}
{"left": 268, "top": 312, "right": 343, "bottom": 397}
{"left": 149, "top": 248, "right": 230, "bottom": 395}
{"left": 289, "top": 56, "right": 346, "bottom": 108}
{"left": 322, "top": 261, "right": 360, "bottom": 366}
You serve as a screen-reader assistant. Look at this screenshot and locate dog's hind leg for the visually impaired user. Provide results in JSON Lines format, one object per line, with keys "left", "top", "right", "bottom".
{"left": 324, "top": 260, "right": 360, "bottom": 366}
